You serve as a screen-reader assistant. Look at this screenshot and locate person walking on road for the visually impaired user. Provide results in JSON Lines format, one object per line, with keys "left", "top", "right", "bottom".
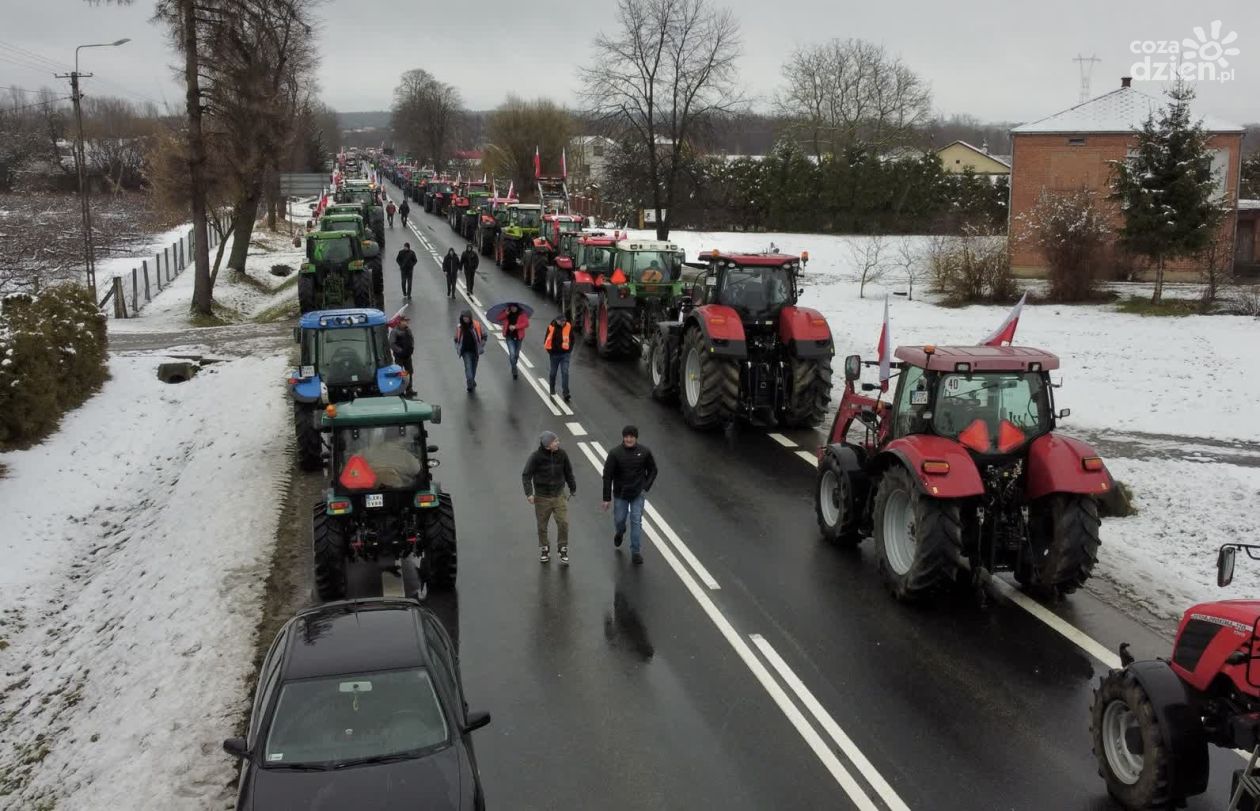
{"left": 460, "top": 243, "right": 479, "bottom": 295}
{"left": 399, "top": 198, "right": 410, "bottom": 228}
{"left": 390, "top": 315, "right": 416, "bottom": 397}
{"left": 601, "top": 425, "right": 658, "bottom": 565}
{"left": 494, "top": 303, "right": 529, "bottom": 380}
{"left": 386, "top": 199, "right": 397, "bottom": 227}
{"left": 442, "top": 248, "right": 461, "bottom": 299}
{"left": 522, "top": 431, "right": 577, "bottom": 565}
{"left": 543, "top": 312, "right": 573, "bottom": 401}
{"left": 453, "top": 310, "right": 486, "bottom": 392}
{"left": 395, "top": 242, "right": 418, "bottom": 300}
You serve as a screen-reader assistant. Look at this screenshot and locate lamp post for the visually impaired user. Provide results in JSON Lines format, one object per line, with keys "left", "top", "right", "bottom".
{"left": 58, "top": 38, "right": 130, "bottom": 302}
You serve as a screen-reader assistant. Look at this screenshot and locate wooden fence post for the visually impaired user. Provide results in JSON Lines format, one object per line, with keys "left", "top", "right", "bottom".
{"left": 131, "top": 269, "right": 139, "bottom": 314}
{"left": 165, "top": 247, "right": 171, "bottom": 280}
{"left": 112, "top": 277, "right": 127, "bottom": 319}
{"left": 143, "top": 260, "right": 151, "bottom": 302}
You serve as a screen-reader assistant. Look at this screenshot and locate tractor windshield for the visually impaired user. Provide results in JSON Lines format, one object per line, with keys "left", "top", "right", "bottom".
{"left": 317, "top": 327, "right": 378, "bottom": 387}
{"left": 556, "top": 219, "right": 581, "bottom": 234}
{"left": 932, "top": 371, "right": 1052, "bottom": 453}
{"left": 349, "top": 191, "right": 375, "bottom": 206}
{"left": 322, "top": 220, "right": 360, "bottom": 234}
{"left": 311, "top": 237, "right": 354, "bottom": 264}
{"left": 513, "top": 209, "right": 541, "bottom": 229}
{"left": 336, "top": 424, "right": 426, "bottom": 489}
{"left": 581, "top": 245, "right": 613, "bottom": 273}
{"left": 717, "top": 266, "right": 794, "bottom": 317}
{"left": 622, "top": 251, "right": 680, "bottom": 283}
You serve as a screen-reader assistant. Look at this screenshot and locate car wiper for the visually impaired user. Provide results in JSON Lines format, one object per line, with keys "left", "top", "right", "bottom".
{"left": 266, "top": 762, "right": 332, "bottom": 772}
{"left": 333, "top": 752, "right": 419, "bottom": 769}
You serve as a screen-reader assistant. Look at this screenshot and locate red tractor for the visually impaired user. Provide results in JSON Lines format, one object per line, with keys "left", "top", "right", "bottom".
{"left": 1091, "top": 544, "right": 1260, "bottom": 811}
{"left": 646, "top": 251, "right": 833, "bottom": 428}
{"left": 522, "top": 213, "right": 585, "bottom": 293}
{"left": 814, "top": 345, "right": 1108, "bottom": 601}
{"left": 557, "top": 231, "right": 617, "bottom": 319}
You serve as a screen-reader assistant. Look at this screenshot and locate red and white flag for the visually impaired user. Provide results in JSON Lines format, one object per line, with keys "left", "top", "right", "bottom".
{"left": 386, "top": 304, "right": 408, "bottom": 329}
{"left": 533, "top": 146, "right": 541, "bottom": 178}
{"left": 877, "top": 295, "right": 893, "bottom": 392}
{"left": 980, "top": 291, "right": 1027, "bottom": 347}
{"left": 561, "top": 147, "right": 567, "bottom": 179}
{"left": 506, "top": 181, "right": 515, "bottom": 200}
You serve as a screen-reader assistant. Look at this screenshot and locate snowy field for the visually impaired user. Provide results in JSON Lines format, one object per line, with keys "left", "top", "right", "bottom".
{"left": 0, "top": 353, "right": 290, "bottom": 808}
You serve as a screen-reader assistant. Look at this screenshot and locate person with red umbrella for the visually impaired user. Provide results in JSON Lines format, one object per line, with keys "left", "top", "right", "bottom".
{"left": 487, "top": 301, "right": 532, "bottom": 380}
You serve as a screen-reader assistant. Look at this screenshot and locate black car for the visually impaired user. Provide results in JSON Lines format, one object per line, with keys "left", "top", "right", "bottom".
{"left": 223, "top": 598, "right": 489, "bottom": 810}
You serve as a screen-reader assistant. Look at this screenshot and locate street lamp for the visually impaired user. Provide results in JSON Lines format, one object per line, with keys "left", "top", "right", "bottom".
{"left": 61, "top": 38, "right": 130, "bottom": 302}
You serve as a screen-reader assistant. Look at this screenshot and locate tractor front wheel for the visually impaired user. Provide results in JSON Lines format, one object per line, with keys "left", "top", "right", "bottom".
{"left": 422, "top": 493, "right": 458, "bottom": 591}
{"left": 1090, "top": 668, "right": 1200, "bottom": 809}
{"left": 781, "top": 355, "right": 834, "bottom": 428}
{"left": 579, "top": 298, "right": 597, "bottom": 346}
{"left": 597, "top": 300, "right": 637, "bottom": 359}
{"left": 872, "top": 466, "right": 963, "bottom": 601}
{"left": 1018, "top": 493, "right": 1101, "bottom": 597}
{"left": 312, "top": 504, "right": 348, "bottom": 602}
{"left": 679, "top": 327, "right": 739, "bottom": 429}
{"left": 293, "top": 403, "right": 322, "bottom": 471}
{"left": 527, "top": 256, "right": 546, "bottom": 292}
{"left": 647, "top": 332, "right": 678, "bottom": 402}
{"left": 298, "top": 274, "right": 318, "bottom": 314}
{"left": 816, "top": 454, "right": 861, "bottom": 546}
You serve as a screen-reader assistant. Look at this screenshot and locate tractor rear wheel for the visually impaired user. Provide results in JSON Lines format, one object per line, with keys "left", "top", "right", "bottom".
{"left": 293, "top": 403, "right": 322, "bottom": 471}
{"left": 815, "top": 454, "right": 861, "bottom": 546}
{"left": 647, "top": 332, "right": 678, "bottom": 402}
{"left": 872, "top": 466, "right": 963, "bottom": 601}
{"left": 422, "top": 493, "right": 458, "bottom": 591}
{"left": 312, "top": 504, "right": 348, "bottom": 602}
{"left": 781, "top": 355, "right": 834, "bottom": 428}
{"left": 350, "top": 272, "right": 372, "bottom": 308}
{"left": 679, "top": 327, "right": 739, "bottom": 429}
{"left": 1091, "top": 668, "right": 1198, "bottom": 809}
{"left": 298, "top": 274, "right": 318, "bottom": 314}
{"left": 597, "top": 300, "right": 637, "bottom": 359}
{"left": 503, "top": 243, "right": 518, "bottom": 274}
{"left": 1018, "top": 493, "right": 1101, "bottom": 596}
{"left": 527, "top": 256, "right": 546, "bottom": 292}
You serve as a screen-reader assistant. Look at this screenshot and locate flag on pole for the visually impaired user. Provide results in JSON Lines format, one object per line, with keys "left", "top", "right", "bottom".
{"left": 877, "top": 295, "right": 893, "bottom": 392}
{"left": 533, "top": 146, "right": 541, "bottom": 179}
{"left": 561, "top": 147, "right": 567, "bottom": 179}
{"left": 482, "top": 173, "right": 487, "bottom": 185}
{"left": 980, "top": 291, "right": 1028, "bottom": 347}
{"left": 386, "top": 304, "right": 408, "bottom": 329}
{"left": 506, "top": 181, "right": 515, "bottom": 200}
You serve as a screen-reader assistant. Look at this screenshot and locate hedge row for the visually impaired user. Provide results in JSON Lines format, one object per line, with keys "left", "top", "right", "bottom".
{"left": 0, "top": 285, "right": 108, "bottom": 449}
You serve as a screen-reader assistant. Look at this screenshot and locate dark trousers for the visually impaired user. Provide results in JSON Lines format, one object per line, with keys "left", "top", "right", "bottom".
{"left": 445, "top": 271, "right": 458, "bottom": 297}
{"left": 400, "top": 267, "right": 413, "bottom": 297}
{"left": 548, "top": 352, "right": 571, "bottom": 396}
{"left": 464, "top": 269, "right": 475, "bottom": 295}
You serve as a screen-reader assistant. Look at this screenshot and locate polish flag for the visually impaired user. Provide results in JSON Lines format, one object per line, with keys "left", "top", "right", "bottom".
{"left": 386, "top": 304, "right": 408, "bottom": 329}
{"left": 533, "top": 146, "right": 541, "bottom": 179}
{"left": 877, "top": 295, "right": 893, "bottom": 392}
{"left": 980, "top": 291, "right": 1028, "bottom": 347}
{"left": 561, "top": 147, "right": 567, "bottom": 179}
{"left": 506, "top": 181, "right": 515, "bottom": 200}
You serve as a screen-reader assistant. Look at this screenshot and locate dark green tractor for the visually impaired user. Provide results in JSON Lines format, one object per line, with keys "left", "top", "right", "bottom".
{"left": 456, "top": 191, "right": 491, "bottom": 241}
{"left": 300, "top": 231, "right": 378, "bottom": 314}
{"left": 314, "top": 397, "right": 457, "bottom": 600}
{"left": 320, "top": 213, "right": 384, "bottom": 306}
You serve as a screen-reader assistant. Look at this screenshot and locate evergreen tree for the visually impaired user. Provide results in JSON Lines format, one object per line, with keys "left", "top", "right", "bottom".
{"left": 1110, "top": 83, "right": 1222, "bottom": 303}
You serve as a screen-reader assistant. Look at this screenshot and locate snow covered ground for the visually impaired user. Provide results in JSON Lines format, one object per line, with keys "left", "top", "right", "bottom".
{"left": 0, "top": 352, "right": 290, "bottom": 808}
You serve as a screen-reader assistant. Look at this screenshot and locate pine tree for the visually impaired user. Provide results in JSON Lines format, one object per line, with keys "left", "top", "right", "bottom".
{"left": 1110, "top": 82, "right": 1222, "bottom": 303}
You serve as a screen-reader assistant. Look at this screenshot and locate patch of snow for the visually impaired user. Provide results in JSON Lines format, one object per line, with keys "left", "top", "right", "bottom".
{"left": 0, "top": 351, "right": 290, "bottom": 809}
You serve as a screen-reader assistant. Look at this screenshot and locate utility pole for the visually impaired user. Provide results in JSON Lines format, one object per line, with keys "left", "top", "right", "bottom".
{"left": 1073, "top": 53, "right": 1102, "bottom": 105}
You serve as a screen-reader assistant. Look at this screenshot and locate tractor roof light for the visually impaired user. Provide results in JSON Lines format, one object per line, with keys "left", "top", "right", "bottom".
{"left": 923, "top": 344, "right": 936, "bottom": 356}
{"left": 1029, "top": 362, "right": 1042, "bottom": 371}
{"left": 325, "top": 404, "right": 337, "bottom": 418}
{"left": 955, "top": 362, "right": 971, "bottom": 372}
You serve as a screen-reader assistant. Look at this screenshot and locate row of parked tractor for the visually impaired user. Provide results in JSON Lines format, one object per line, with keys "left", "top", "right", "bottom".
{"left": 372, "top": 154, "right": 1260, "bottom": 811}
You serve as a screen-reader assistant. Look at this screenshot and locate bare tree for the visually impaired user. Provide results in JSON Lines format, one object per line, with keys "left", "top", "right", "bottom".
{"left": 1197, "top": 229, "right": 1235, "bottom": 307}
{"left": 82, "top": 97, "right": 160, "bottom": 193}
{"left": 778, "top": 38, "right": 932, "bottom": 160}
{"left": 391, "top": 70, "right": 463, "bottom": 168}
{"left": 893, "top": 238, "right": 927, "bottom": 301}
{"left": 848, "top": 235, "right": 886, "bottom": 298}
{"left": 484, "top": 96, "right": 573, "bottom": 196}
{"left": 581, "top": 0, "right": 742, "bottom": 239}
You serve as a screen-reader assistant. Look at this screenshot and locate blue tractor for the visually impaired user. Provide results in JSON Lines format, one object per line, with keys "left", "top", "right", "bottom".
{"left": 287, "top": 309, "right": 408, "bottom": 470}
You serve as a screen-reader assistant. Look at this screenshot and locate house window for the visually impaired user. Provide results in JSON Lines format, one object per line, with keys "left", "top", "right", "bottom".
{"left": 592, "top": 142, "right": 605, "bottom": 158}
{"left": 1210, "top": 148, "right": 1230, "bottom": 202}
{"left": 1068, "top": 137, "right": 1086, "bottom": 146}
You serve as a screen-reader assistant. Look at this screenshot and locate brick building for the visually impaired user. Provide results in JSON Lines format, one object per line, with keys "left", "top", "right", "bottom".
{"left": 1008, "top": 78, "right": 1245, "bottom": 279}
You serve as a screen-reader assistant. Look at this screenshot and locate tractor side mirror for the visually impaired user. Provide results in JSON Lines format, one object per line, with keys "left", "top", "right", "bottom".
{"left": 844, "top": 355, "right": 862, "bottom": 382}
{"left": 1057, "top": 408, "right": 1071, "bottom": 420}
{"left": 1218, "top": 546, "right": 1237, "bottom": 588}
{"left": 430, "top": 405, "right": 442, "bottom": 425}
{"left": 426, "top": 445, "right": 439, "bottom": 453}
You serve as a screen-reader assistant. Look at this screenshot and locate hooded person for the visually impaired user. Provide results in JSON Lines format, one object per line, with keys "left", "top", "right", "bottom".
{"left": 460, "top": 243, "right": 480, "bottom": 295}
{"left": 453, "top": 309, "right": 486, "bottom": 392}
{"left": 390, "top": 314, "right": 416, "bottom": 397}
{"left": 442, "top": 248, "right": 461, "bottom": 298}
{"left": 521, "top": 430, "right": 577, "bottom": 565}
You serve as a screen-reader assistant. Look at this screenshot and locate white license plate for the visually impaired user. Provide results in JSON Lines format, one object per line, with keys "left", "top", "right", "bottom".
{"left": 365, "top": 494, "right": 384, "bottom": 508}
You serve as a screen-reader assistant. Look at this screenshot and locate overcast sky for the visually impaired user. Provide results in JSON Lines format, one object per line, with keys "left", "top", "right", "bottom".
{"left": 3, "top": 1, "right": 1256, "bottom": 126}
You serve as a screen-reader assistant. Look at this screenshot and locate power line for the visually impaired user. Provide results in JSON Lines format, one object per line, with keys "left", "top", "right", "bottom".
{"left": 0, "top": 84, "right": 53, "bottom": 96}
{"left": 2, "top": 96, "right": 72, "bottom": 113}
{"left": 0, "top": 40, "right": 71, "bottom": 72}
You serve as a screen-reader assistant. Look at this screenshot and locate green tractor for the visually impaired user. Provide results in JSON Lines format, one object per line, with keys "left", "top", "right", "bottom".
{"left": 494, "top": 203, "right": 542, "bottom": 273}
{"left": 574, "top": 237, "right": 686, "bottom": 360}
{"left": 299, "top": 231, "right": 378, "bottom": 314}
{"left": 314, "top": 397, "right": 457, "bottom": 600}
{"left": 333, "top": 183, "right": 385, "bottom": 246}
{"left": 320, "top": 213, "right": 384, "bottom": 307}
{"left": 455, "top": 190, "right": 491, "bottom": 241}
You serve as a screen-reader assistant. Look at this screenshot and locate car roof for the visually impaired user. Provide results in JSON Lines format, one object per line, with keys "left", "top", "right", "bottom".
{"left": 298, "top": 308, "right": 387, "bottom": 329}
{"left": 894, "top": 345, "right": 1060, "bottom": 371}
{"left": 282, "top": 599, "right": 429, "bottom": 680}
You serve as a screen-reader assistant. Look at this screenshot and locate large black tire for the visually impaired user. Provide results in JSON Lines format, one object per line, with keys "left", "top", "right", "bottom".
{"left": 872, "top": 466, "right": 964, "bottom": 601}
{"left": 597, "top": 300, "right": 637, "bottom": 359}
{"left": 493, "top": 238, "right": 503, "bottom": 268}
{"left": 312, "top": 503, "right": 348, "bottom": 602}
{"left": 350, "top": 271, "right": 371, "bottom": 308}
{"left": 423, "top": 493, "right": 458, "bottom": 591}
{"left": 293, "top": 403, "right": 322, "bottom": 471}
{"left": 479, "top": 231, "right": 493, "bottom": 257}
{"left": 298, "top": 274, "right": 317, "bottom": 314}
{"left": 815, "top": 454, "right": 862, "bottom": 546}
{"left": 578, "top": 298, "right": 597, "bottom": 346}
{"left": 647, "top": 332, "right": 678, "bottom": 402}
{"left": 781, "top": 355, "right": 834, "bottom": 428}
{"left": 370, "top": 261, "right": 384, "bottom": 308}
{"left": 1090, "top": 668, "right": 1200, "bottom": 810}
{"left": 678, "top": 327, "right": 739, "bottom": 429}
{"left": 1017, "top": 493, "right": 1101, "bottom": 597}
{"left": 502, "top": 243, "right": 517, "bottom": 274}
{"left": 525, "top": 256, "right": 546, "bottom": 292}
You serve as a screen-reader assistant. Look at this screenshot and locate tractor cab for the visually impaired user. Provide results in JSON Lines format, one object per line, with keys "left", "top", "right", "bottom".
{"left": 610, "top": 239, "right": 684, "bottom": 286}
{"left": 686, "top": 251, "right": 805, "bottom": 322}
{"left": 506, "top": 204, "right": 542, "bottom": 232}
{"left": 323, "top": 397, "right": 442, "bottom": 502}
{"left": 538, "top": 214, "right": 584, "bottom": 251}
{"left": 320, "top": 213, "right": 367, "bottom": 237}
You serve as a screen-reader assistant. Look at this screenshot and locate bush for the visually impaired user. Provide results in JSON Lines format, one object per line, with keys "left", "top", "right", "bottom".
{"left": 1017, "top": 190, "right": 1110, "bottom": 302}
{"left": 928, "top": 226, "right": 1015, "bottom": 305}
{"left": 0, "top": 284, "right": 108, "bottom": 449}
{"left": 1224, "top": 285, "right": 1260, "bottom": 316}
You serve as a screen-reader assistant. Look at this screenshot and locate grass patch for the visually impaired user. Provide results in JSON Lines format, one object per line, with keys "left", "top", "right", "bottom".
{"left": 1097, "top": 479, "right": 1137, "bottom": 518}
{"left": 188, "top": 302, "right": 241, "bottom": 328}
{"left": 226, "top": 268, "right": 275, "bottom": 295}
{"left": 1114, "top": 295, "right": 1214, "bottom": 316}
{"left": 254, "top": 298, "right": 299, "bottom": 324}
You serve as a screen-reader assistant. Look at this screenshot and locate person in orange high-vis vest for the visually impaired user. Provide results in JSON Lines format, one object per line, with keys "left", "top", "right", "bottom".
{"left": 454, "top": 310, "right": 487, "bottom": 392}
{"left": 543, "top": 312, "right": 573, "bottom": 401}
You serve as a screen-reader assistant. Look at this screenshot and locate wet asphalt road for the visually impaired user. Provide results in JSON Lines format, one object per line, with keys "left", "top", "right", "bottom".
{"left": 317, "top": 182, "right": 1247, "bottom": 811}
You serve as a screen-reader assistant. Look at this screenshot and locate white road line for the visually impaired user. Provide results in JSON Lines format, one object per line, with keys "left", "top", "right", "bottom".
{"left": 570, "top": 441, "right": 885, "bottom": 809}
{"left": 521, "top": 372, "right": 562, "bottom": 416}
{"left": 535, "top": 377, "right": 574, "bottom": 415}
{"left": 768, "top": 433, "right": 797, "bottom": 448}
{"left": 751, "top": 635, "right": 911, "bottom": 811}
{"left": 989, "top": 579, "right": 1121, "bottom": 669}
{"left": 566, "top": 422, "right": 587, "bottom": 437}
{"left": 796, "top": 450, "right": 820, "bottom": 467}
{"left": 519, "top": 352, "right": 534, "bottom": 370}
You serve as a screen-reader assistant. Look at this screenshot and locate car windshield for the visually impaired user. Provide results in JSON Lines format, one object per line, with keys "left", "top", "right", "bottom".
{"left": 263, "top": 668, "right": 449, "bottom": 768}
{"left": 336, "top": 424, "right": 425, "bottom": 489}
{"left": 513, "top": 209, "right": 540, "bottom": 228}
{"left": 932, "top": 372, "right": 1051, "bottom": 451}
{"left": 717, "top": 266, "right": 793, "bottom": 314}
{"left": 311, "top": 237, "right": 354, "bottom": 264}
{"left": 317, "top": 327, "right": 376, "bottom": 387}
{"left": 623, "top": 251, "right": 679, "bottom": 283}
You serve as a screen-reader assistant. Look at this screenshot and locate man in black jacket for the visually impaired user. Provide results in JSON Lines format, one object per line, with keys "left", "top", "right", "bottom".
{"left": 442, "top": 247, "right": 460, "bottom": 299}
{"left": 460, "top": 243, "right": 479, "bottom": 295}
{"left": 523, "top": 431, "right": 577, "bottom": 565}
{"left": 389, "top": 315, "right": 416, "bottom": 397}
{"left": 601, "top": 425, "right": 658, "bottom": 565}
{"left": 395, "top": 243, "right": 418, "bottom": 299}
